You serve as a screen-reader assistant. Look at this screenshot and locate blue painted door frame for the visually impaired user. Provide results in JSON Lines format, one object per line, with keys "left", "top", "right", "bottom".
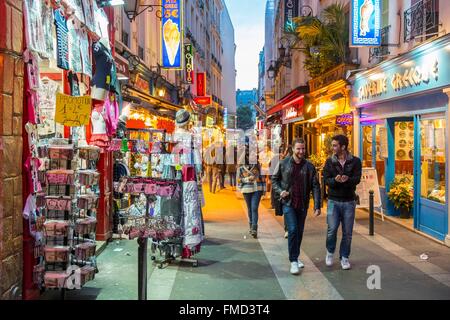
{"left": 385, "top": 117, "right": 414, "bottom": 218}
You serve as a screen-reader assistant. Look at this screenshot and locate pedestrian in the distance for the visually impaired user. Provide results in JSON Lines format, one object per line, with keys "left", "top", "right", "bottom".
{"left": 238, "top": 145, "right": 266, "bottom": 238}
{"left": 271, "top": 138, "right": 321, "bottom": 275}
{"left": 227, "top": 146, "right": 237, "bottom": 191}
{"left": 322, "top": 134, "right": 362, "bottom": 270}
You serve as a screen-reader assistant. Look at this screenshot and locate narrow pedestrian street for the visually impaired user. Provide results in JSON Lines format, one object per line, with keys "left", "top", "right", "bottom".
{"left": 42, "top": 185, "right": 450, "bottom": 300}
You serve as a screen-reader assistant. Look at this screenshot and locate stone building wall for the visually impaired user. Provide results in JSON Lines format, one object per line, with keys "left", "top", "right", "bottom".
{"left": 0, "top": 0, "right": 24, "bottom": 300}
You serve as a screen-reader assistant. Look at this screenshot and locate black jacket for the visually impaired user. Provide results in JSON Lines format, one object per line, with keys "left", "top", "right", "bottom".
{"left": 271, "top": 156, "right": 321, "bottom": 212}
{"left": 323, "top": 153, "right": 362, "bottom": 202}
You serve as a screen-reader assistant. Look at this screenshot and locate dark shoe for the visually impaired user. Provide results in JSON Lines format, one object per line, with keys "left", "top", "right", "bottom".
{"left": 250, "top": 230, "right": 258, "bottom": 239}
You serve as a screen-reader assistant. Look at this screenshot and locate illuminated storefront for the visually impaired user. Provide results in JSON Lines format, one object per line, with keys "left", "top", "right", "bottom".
{"left": 352, "top": 34, "right": 450, "bottom": 243}
{"left": 306, "top": 71, "right": 354, "bottom": 160}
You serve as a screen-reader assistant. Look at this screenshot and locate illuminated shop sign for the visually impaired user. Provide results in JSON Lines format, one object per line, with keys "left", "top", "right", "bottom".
{"left": 196, "top": 72, "right": 206, "bottom": 96}
{"left": 162, "top": 0, "right": 183, "bottom": 69}
{"left": 357, "top": 59, "right": 439, "bottom": 101}
{"left": 284, "top": 0, "right": 299, "bottom": 32}
{"left": 184, "top": 43, "right": 194, "bottom": 84}
{"left": 336, "top": 113, "right": 354, "bottom": 126}
{"left": 350, "top": 0, "right": 381, "bottom": 47}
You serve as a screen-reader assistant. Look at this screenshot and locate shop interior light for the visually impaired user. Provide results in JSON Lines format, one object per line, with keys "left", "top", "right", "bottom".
{"left": 369, "top": 73, "right": 385, "bottom": 81}
{"left": 157, "top": 88, "right": 166, "bottom": 97}
{"left": 98, "top": 0, "right": 124, "bottom": 6}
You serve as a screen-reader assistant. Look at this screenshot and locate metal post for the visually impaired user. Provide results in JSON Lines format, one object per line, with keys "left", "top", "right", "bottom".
{"left": 137, "top": 237, "right": 148, "bottom": 300}
{"left": 369, "top": 190, "right": 374, "bottom": 236}
{"left": 138, "top": 196, "right": 151, "bottom": 300}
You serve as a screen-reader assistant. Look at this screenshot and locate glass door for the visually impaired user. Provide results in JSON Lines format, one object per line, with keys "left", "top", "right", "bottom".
{"left": 417, "top": 115, "right": 448, "bottom": 240}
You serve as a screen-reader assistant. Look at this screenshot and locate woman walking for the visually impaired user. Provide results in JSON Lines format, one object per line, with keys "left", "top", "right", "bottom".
{"left": 238, "top": 145, "right": 266, "bottom": 238}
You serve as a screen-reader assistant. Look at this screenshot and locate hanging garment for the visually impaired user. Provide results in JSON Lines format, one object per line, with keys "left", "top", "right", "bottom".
{"left": 41, "top": 1, "right": 55, "bottom": 59}
{"left": 90, "top": 105, "right": 110, "bottom": 148}
{"left": 68, "top": 72, "right": 80, "bottom": 96}
{"left": 181, "top": 180, "right": 203, "bottom": 258}
{"left": 104, "top": 95, "right": 119, "bottom": 136}
{"left": 36, "top": 78, "right": 61, "bottom": 137}
{"left": 68, "top": 22, "right": 83, "bottom": 73}
{"left": 79, "top": 29, "right": 92, "bottom": 78}
{"left": 92, "top": 41, "right": 113, "bottom": 91}
{"left": 54, "top": 8, "right": 70, "bottom": 70}
{"left": 24, "top": 50, "right": 40, "bottom": 91}
{"left": 23, "top": 0, "right": 46, "bottom": 55}
{"left": 81, "top": 0, "right": 96, "bottom": 33}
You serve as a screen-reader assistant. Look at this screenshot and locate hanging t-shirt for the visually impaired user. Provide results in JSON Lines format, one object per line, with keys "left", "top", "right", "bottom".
{"left": 41, "top": 1, "right": 55, "bottom": 59}
{"left": 68, "top": 22, "right": 83, "bottom": 74}
{"left": 68, "top": 71, "right": 80, "bottom": 96}
{"left": 37, "top": 79, "right": 61, "bottom": 137}
{"left": 79, "top": 29, "right": 92, "bottom": 78}
{"left": 23, "top": 0, "right": 45, "bottom": 54}
{"left": 92, "top": 41, "right": 113, "bottom": 90}
{"left": 82, "top": 0, "right": 96, "bottom": 33}
{"left": 54, "top": 9, "right": 70, "bottom": 70}
{"left": 92, "top": 1, "right": 109, "bottom": 41}
{"left": 66, "top": 0, "right": 85, "bottom": 24}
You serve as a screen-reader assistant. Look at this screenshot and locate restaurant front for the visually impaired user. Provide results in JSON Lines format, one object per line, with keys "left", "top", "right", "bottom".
{"left": 352, "top": 34, "right": 450, "bottom": 244}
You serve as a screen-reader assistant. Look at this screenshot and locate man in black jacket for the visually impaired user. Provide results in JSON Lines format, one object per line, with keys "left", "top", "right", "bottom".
{"left": 272, "top": 138, "right": 321, "bottom": 275}
{"left": 322, "top": 135, "right": 362, "bottom": 270}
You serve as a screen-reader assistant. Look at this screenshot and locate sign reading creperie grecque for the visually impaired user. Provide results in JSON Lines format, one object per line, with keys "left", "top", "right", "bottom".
{"left": 358, "top": 59, "right": 439, "bottom": 101}
{"left": 353, "top": 34, "right": 450, "bottom": 107}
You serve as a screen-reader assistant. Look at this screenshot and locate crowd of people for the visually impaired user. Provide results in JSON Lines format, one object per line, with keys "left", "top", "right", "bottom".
{"left": 202, "top": 135, "right": 362, "bottom": 276}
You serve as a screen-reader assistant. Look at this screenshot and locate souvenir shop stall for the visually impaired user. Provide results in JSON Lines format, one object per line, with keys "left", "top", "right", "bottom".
{"left": 112, "top": 109, "right": 204, "bottom": 300}
{"left": 22, "top": 0, "right": 120, "bottom": 298}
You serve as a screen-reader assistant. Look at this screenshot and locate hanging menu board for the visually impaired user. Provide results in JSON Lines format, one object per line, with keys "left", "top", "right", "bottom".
{"left": 355, "top": 167, "right": 382, "bottom": 209}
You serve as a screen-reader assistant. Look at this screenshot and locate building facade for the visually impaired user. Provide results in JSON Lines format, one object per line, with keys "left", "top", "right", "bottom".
{"left": 265, "top": 0, "right": 450, "bottom": 244}
{"left": 220, "top": 1, "right": 237, "bottom": 129}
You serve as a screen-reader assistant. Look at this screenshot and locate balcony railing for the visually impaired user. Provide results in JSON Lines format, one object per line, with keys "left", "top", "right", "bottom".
{"left": 404, "top": 0, "right": 439, "bottom": 42}
{"left": 308, "top": 63, "right": 359, "bottom": 93}
{"left": 369, "top": 25, "right": 391, "bottom": 64}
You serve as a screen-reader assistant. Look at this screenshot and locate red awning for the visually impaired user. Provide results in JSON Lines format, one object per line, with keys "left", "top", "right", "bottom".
{"left": 266, "top": 89, "right": 304, "bottom": 116}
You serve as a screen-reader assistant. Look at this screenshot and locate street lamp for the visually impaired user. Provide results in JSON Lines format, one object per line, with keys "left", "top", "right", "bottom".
{"left": 267, "top": 62, "right": 276, "bottom": 80}
{"left": 123, "top": 0, "right": 163, "bottom": 22}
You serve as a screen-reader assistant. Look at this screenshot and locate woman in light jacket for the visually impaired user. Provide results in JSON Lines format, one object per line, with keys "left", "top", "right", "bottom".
{"left": 238, "top": 145, "right": 266, "bottom": 238}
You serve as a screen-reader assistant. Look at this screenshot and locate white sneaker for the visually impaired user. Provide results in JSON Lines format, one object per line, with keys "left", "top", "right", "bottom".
{"left": 290, "top": 262, "right": 300, "bottom": 275}
{"left": 297, "top": 260, "right": 305, "bottom": 269}
{"left": 341, "top": 257, "right": 351, "bottom": 270}
{"left": 284, "top": 231, "right": 288, "bottom": 239}
{"left": 325, "top": 251, "right": 334, "bottom": 267}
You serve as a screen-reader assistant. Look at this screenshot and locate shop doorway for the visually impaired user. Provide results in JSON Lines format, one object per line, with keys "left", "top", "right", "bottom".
{"left": 361, "top": 122, "right": 387, "bottom": 212}
{"left": 385, "top": 117, "right": 415, "bottom": 229}
{"left": 416, "top": 114, "right": 448, "bottom": 240}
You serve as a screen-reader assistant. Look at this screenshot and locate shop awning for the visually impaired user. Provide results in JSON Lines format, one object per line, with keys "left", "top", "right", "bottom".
{"left": 125, "top": 86, "right": 183, "bottom": 112}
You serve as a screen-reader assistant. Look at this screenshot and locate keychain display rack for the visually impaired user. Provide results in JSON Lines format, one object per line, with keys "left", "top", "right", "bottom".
{"left": 34, "top": 139, "right": 100, "bottom": 294}
{"left": 112, "top": 128, "right": 199, "bottom": 300}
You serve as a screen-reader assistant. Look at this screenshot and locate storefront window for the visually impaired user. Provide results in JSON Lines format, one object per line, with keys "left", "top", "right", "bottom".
{"left": 375, "top": 125, "right": 386, "bottom": 187}
{"left": 420, "top": 118, "right": 446, "bottom": 204}
{"left": 362, "top": 126, "right": 373, "bottom": 168}
{"left": 395, "top": 121, "right": 414, "bottom": 181}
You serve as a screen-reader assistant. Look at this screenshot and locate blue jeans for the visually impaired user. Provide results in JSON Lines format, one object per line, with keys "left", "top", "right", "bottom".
{"left": 243, "top": 191, "right": 263, "bottom": 230}
{"left": 326, "top": 200, "right": 356, "bottom": 259}
{"left": 283, "top": 205, "right": 308, "bottom": 262}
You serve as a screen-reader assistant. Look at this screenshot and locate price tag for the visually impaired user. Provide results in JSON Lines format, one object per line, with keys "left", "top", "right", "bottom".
{"left": 175, "top": 164, "right": 182, "bottom": 171}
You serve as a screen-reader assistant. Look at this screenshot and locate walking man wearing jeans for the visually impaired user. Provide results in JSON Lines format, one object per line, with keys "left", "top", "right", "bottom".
{"left": 322, "top": 135, "right": 362, "bottom": 270}
{"left": 272, "top": 139, "right": 321, "bottom": 275}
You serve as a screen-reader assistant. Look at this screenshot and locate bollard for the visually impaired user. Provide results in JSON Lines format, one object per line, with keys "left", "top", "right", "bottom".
{"left": 369, "top": 190, "right": 374, "bottom": 236}
{"left": 138, "top": 237, "right": 148, "bottom": 300}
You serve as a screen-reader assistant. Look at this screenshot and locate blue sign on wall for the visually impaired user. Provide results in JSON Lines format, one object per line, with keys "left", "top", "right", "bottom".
{"left": 162, "top": 0, "right": 183, "bottom": 69}
{"left": 350, "top": 0, "right": 381, "bottom": 47}
{"left": 353, "top": 34, "right": 450, "bottom": 107}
